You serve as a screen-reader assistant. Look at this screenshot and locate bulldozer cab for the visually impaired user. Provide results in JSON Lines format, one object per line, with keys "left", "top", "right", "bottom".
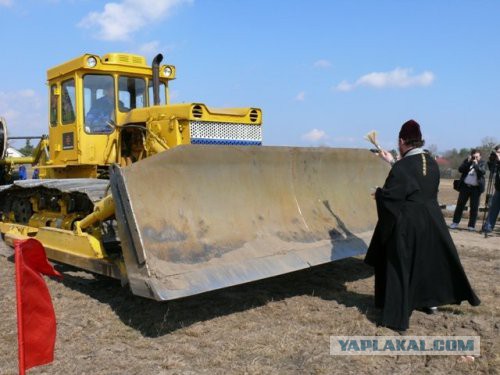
{"left": 44, "top": 53, "right": 174, "bottom": 176}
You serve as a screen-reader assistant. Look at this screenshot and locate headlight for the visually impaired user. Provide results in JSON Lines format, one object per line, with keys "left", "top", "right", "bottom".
{"left": 163, "top": 66, "right": 172, "bottom": 77}
{"left": 86, "top": 56, "right": 97, "bottom": 68}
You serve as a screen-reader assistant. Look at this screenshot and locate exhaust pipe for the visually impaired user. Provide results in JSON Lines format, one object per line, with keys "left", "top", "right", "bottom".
{"left": 152, "top": 54, "right": 163, "bottom": 106}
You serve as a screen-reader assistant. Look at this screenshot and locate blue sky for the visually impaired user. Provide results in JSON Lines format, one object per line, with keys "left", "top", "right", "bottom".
{"left": 0, "top": 0, "right": 499, "bottom": 152}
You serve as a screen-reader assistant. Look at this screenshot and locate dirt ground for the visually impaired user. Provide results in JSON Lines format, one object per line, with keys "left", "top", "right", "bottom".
{"left": 0, "top": 179, "right": 498, "bottom": 374}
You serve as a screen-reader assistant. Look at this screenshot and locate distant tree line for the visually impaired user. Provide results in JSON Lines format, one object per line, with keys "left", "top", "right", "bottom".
{"left": 442, "top": 136, "right": 497, "bottom": 169}
{"left": 434, "top": 136, "right": 497, "bottom": 178}
{"left": 19, "top": 139, "right": 35, "bottom": 156}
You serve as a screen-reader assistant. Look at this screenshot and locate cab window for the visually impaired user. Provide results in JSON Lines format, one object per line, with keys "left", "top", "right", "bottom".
{"left": 148, "top": 81, "right": 166, "bottom": 106}
{"left": 118, "top": 77, "right": 146, "bottom": 112}
{"left": 50, "top": 85, "right": 58, "bottom": 126}
{"left": 83, "top": 74, "right": 115, "bottom": 134}
{"left": 61, "top": 79, "right": 76, "bottom": 124}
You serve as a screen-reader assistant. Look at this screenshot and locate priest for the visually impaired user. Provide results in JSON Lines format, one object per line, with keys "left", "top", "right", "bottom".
{"left": 365, "top": 119, "right": 480, "bottom": 332}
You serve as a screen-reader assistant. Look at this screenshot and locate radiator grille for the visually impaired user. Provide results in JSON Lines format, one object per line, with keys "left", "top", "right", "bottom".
{"left": 189, "top": 121, "right": 262, "bottom": 145}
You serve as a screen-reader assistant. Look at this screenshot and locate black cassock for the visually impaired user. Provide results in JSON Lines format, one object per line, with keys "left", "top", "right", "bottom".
{"left": 365, "top": 151, "right": 480, "bottom": 331}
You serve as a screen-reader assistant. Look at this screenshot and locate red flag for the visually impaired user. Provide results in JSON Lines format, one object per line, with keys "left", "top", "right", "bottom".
{"left": 15, "top": 238, "right": 62, "bottom": 374}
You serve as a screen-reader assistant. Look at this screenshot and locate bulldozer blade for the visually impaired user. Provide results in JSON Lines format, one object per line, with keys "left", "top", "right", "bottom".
{"left": 109, "top": 145, "right": 389, "bottom": 300}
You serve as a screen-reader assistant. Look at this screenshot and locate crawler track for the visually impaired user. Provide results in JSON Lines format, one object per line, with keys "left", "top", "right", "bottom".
{"left": 0, "top": 179, "right": 109, "bottom": 228}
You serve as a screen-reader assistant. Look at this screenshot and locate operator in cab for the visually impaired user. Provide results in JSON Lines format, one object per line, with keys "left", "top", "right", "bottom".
{"left": 85, "top": 81, "right": 118, "bottom": 134}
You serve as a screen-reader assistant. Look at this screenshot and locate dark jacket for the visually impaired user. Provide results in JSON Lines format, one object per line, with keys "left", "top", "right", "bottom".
{"left": 458, "top": 158, "right": 487, "bottom": 193}
{"left": 487, "top": 160, "right": 500, "bottom": 192}
{"left": 365, "top": 152, "right": 480, "bottom": 331}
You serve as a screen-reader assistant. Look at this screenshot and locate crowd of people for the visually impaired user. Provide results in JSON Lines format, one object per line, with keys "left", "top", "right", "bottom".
{"left": 449, "top": 145, "right": 500, "bottom": 234}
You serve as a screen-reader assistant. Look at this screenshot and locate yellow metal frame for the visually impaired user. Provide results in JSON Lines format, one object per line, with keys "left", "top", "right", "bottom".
{"left": 3, "top": 227, "right": 123, "bottom": 279}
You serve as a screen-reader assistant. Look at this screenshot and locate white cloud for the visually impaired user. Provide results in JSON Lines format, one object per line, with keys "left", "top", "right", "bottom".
{"left": 335, "top": 67, "right": 435, "bottom": 92}
{"left": 139, "top": 41, "right": 161, "bottom": 55}
{"left": 335, "top": 80, "right": 352, "bottom": 92}
{"left": 0, "top": 90, "right": 46, "bottom": 140}
{"left": 0, "top": 0, "right": 12, "bottom": 6}
{"left": 302, "top": 129, "right": 329, "bottom": 143}
{"left": 294, "top": 91, "right": 306, "bottom": 101}
{"left": 78, "top": 0, "right": 192, "bottom": 41}
{"left": 313, "top": 59, "right": 332, "bottom": 68}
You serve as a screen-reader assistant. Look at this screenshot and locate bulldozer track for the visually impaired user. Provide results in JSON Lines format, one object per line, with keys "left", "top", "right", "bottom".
{"left": 0, "top": 179, "right": 109, "bottom": 227}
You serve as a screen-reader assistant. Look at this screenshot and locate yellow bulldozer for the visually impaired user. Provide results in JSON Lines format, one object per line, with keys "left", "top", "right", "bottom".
{"left": 0, "top": 52, "right": 388, "bottom": 300}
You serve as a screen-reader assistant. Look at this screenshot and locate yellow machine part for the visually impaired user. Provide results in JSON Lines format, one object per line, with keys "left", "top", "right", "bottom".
{"left": 109, "top": 145, "right": 389, "bottom": 300}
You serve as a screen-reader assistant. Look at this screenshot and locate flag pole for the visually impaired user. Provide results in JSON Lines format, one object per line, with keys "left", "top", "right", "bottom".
{"left": 15, "top": 242, "right": 26, "bottom": 375}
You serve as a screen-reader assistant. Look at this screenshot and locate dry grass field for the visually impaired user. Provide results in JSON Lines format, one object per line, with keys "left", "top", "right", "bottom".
{"left": 0, "top": 179, "right": 498, "bottom": 374}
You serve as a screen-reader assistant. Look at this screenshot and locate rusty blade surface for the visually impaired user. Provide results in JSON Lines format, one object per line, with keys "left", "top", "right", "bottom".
{"left": 110, "top": 145, "right": 389, "bottom": 300}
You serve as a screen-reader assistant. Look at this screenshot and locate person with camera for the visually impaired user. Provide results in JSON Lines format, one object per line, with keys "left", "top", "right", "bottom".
{"left": 450, "top": 149, "right": 487, "bottom": 231}
{"left": 482, "top": 145, "right": 500, "bottom": 234}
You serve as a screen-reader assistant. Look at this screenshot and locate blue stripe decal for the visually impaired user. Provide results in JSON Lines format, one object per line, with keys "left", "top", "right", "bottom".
{"left": 191, "top": 138, "right": 262, "bottom": 146}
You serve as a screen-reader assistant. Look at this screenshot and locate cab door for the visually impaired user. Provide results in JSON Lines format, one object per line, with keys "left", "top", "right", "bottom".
{"left": 49, "top": 78, "right": 79, "bottom": 164}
